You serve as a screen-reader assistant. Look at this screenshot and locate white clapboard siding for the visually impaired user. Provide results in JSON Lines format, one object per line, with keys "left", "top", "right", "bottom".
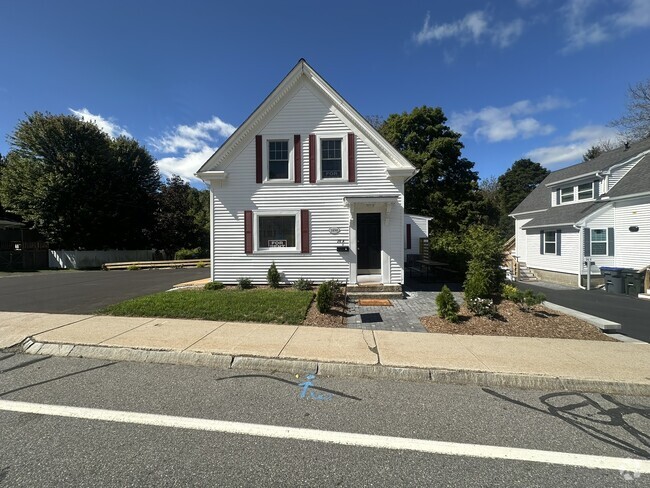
{"left": 608, "top": 159, "right": 637, "bottom": 192}
{"left": 514, "top": 217, "right": 532, "bottom": 262}
{"left": 613, "top": 198, "right": 650, "bottom": 269}
{"left": 212, "top": 83, "right": 404, "bottom": 284}
{"left": 404, "top": 214, "right": 430, "bottom": 257}
{"left": 525, "top": 226, "right": 580, "bottom": 274}
{"left": 583, "top": 206, "right": 616, "bottom": 269}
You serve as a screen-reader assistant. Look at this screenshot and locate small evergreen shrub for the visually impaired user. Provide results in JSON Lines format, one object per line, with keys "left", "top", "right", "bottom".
{"left": 436, "top": 285, "right": 460, "bottom": 323}
{"left": 463, "top": 260, "right": 492, "bottom": 302}
{"left": 204, "top": 281, "right": 224, "bottom": 291}
{"left": 196, "top": 261, "right": 206, "bottom": 268}
{"left": 237, "top": 277, "right": 253, "bottom": 290}
{"left": 267, "top": 261, "right": 281, "bottom": 288}
{"left": 174, "top": 247, "right": 205, "bottom": 260}
{"left": 292, "top": 278, "right": 314, "bottom": 291}
{"left": 502, "top": 284, "right": 519, "bottom": 302}
{"left": 316, "top": 281, "right": 335, "bottom": 313}
{"left": 468, "top": 297, "right": 497, "bottom": 318}
{"left": 518, "top": 289, "right": 545, "bottom": 312}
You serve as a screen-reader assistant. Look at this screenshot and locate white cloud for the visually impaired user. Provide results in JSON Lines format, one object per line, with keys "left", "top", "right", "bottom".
{"left": 157, "top": 146, "right": 218, "bottom": 184}
{"left": 524, "top": 125, "right": 620, "bottom": 166}
{"left": 562, "top": 0, "right": 650, "bottom": 52}
{"left": 450, "top": 96, "right": 569, "bottom": 142}
{"left": 413, "top": 11, "right": 525, "bottom": 48}
{"left": 69, "top": 108, "right": 132, "bottom": 139}
{"left": 150, "top": 116, "right": 236, "bottom": 154}
{"left": 150, "top": 116, "right": 237, "bottom": 182}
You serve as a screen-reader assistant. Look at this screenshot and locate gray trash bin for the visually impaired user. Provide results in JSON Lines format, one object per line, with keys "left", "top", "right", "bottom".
{"left": 623, "top": 270, "right": 645, "bottom": 296}
{"left": 600, "top": 267, "right": 626, "bottom": 294}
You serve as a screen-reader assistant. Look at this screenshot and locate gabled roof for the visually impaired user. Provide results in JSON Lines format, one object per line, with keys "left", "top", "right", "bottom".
{"left": 511, "top": 137, "right": 650, "bottom": 218}
{"left": 521, "top": 201, "right": 606, "bottom": 229}
{"left": 607, "top": 154, "right": 650, "bottom": 198}
{"left": 196, "top": 59, "right": 416, "bottom": 178}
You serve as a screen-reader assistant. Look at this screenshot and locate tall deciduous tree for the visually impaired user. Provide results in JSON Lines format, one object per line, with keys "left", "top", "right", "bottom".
{"left": 0, "top": 112, "right": 159, "bottom": 249}
{"left": 378, "top": 106, "right": 484, "bottom": 234}
{"left": 611, "top": 78, "right": 650, "bottom": 141}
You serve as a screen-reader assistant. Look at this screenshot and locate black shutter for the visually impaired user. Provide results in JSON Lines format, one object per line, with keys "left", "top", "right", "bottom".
{"left": 255, "top": 135, "right": 262, "bottom": 184}
{"left": 593, "top": 180, "right": 600, "bottom": 199}
{"left": 608, "top": 227, "right": 615, "bottom": 256}
{"left": 556, "top": 229, "right": 562, "bottom": 256}
{"left": 540, "top": 230, "right": 544, "bottom": 255}
{"left": 406, "top": 224, "right": 412, "bottom": 250}
{"left": 584, "top": 227, "right": 591, "bottom": 257}
{"left": 556, "top": 189, "right": 561, "bottom": 205}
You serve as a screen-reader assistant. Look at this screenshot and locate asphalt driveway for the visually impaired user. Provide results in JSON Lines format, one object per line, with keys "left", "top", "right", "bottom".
{"left": 0, "top": 268, "right": 209, "bottom": 314}
{"left": 517, "top": 281, "right": 650, "bottom": 342}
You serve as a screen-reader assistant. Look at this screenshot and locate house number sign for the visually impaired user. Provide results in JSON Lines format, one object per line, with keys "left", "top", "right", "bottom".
{"left": 268, "top": 240, "right": 287, "bottom": 247}
{"left": 329, "top": 227, "right": 341, "bottom": 235}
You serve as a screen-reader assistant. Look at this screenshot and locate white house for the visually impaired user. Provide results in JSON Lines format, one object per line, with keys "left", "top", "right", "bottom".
{"left": 196, "top": 59, "right": 417, "bottom": 287}
{"left": 404, "top": 214, "right": 431, "bottom": 257}
{"left": 511, "top": 137, "right": 650, "bottom": 289}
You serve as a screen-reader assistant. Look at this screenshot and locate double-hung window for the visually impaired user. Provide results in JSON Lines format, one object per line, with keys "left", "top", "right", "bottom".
{"left": 268, "top": 140, "right": 289, "bottom": 180}
{"left": 591, "top": 229, "right": 607, "bottom": 255}
{"left": 578, "top": 182, "right": 593, "bottom": 200}
{"left": 544, "top": 231, "right": 556, "bottom": 254}
{"left": 321, "top": 139, "right": 342, "bottom": 179}
{"left": 256, "top": 212, "right": 299, "bottom": 251}
{"left": 560, "top": 187, "right": 574, "bottom": 203}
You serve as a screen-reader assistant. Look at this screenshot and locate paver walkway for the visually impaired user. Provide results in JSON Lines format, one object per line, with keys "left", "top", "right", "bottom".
{"left": 346, "top": 285, "right": 463, "bottom": 332}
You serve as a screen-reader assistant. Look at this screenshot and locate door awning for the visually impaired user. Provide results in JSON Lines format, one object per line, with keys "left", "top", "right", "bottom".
{"left": 343, "top": 195, "right": 399, "bottom": 223}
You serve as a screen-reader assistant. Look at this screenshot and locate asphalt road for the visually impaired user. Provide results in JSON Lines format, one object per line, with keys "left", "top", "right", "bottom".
{"left": 0, "top": 268, "right": 209, "bottom": 314}
{"left": 0, "top": 353, "right": 648, "bottom": 487}
{"left": 517, "top": 281, "right": 650, "bottom": 343}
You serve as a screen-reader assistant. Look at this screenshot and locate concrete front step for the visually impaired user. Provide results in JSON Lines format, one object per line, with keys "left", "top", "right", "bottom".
{"left": 347, "top": 284, "right": 403, "bottom": 300}
{"left": 639, "top": 293, "right": 650, "bottom": 300}
{"left": 347, "top": 291, "right": 404, "bottom": 300}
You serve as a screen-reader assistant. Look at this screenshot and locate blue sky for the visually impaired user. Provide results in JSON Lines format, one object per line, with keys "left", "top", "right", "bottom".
{"left": 1, "top": 0, "right": 649, "bottom": 186}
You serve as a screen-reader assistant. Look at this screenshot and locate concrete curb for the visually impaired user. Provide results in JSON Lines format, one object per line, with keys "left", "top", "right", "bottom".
{"left": 543, "top": 301, "right": 621, "bottom": 332}
{"left": 18, "top": 338, "right": 650, "bottom": 396}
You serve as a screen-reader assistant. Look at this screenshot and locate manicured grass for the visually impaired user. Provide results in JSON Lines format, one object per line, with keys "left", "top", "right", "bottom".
{"left": 99, "top": 288, "right": 314, "bottom": 325}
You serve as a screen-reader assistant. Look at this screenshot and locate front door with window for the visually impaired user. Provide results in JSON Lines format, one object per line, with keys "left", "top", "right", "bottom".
{"left": 357, "top": 213, "right": 381, "bottom": 274}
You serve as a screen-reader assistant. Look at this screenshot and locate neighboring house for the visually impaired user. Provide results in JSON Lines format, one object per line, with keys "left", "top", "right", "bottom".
{"left": 404, "top": 214, "right": 431, "bottom": 258}
{"left": 510, "top": 137, "right": 650, "bottom": 288}
{"left": 196, "top": 59, "right": 417, "bottom": 286}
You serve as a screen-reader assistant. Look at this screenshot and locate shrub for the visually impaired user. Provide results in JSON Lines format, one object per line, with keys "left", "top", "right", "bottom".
{"left": 513, "top": 289, "right": 546, "bottom": 312}
{"left": 436, "top": 285, "right": 460, "bottom": 323}
{"left": 196, "top": 261, "right": 206, "bottom": 268}
{"left": 174, "top": 247, "right": 206, "bottom": 260}
{"left": 237, "top": 277, "right": 253, "bottom": 290}
{"left": 267, "top": 261, "right": 281, "bottom": 288}
{"left": 468, "top": 297, "right": 497, "bottom": 318}
{"left": 316, "top": 281, "right": 335, "bottom": 313}
{"left": 126, "top": 265, "right": 140, "bottom": 271}
{"left": 292, "top": 278, "right": 314, "bottom": 291}
{"left": 463, "top": 259, "right": 493, "bottom": 302}
{"left": 204, "top": 281, "right": 224, "bottom": 291}
{"left": 502, "top": 284, "right": 519, "bottom": 302}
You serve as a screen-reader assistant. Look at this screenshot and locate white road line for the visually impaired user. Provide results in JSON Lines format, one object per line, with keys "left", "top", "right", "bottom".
{"left": 0, "top": 399, "right": 648, "bottom": 474}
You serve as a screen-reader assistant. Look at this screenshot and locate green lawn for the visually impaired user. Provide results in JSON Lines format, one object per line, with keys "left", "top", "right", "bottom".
{"left": 99, "top": 288, "right": 314, "bottom": 325}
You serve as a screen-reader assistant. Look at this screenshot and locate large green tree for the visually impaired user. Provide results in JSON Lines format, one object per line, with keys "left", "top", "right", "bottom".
{"left": 378, "top": 106, "right": 485, "bottom": 234}
{"left": 0, "top": 112, "right": 159, "bottom": 249}
{"left": 496, "top": 158, "right": 549, "bottom": 236}
{"left": 152, "top": 175, "right": 209, "bottom": 257}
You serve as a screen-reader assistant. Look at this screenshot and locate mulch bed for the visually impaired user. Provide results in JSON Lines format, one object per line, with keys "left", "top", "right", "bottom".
{"left": 302, "top": 294, "right": 349, "bottom": 328}
{"left": 421, "top": 300, "right": 616, "bottom": 341}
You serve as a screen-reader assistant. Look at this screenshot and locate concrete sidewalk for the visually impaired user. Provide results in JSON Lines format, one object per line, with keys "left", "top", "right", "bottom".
{"left": 2, "top": 311, "right": 650, "bottom": 396}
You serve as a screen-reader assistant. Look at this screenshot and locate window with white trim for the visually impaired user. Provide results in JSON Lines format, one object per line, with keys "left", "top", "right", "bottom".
{"left": 316, "top": 133, "right": 348, "bottom": 181}
{"left": 263, "top": 136, "right": 293, "bottom": 182}
{"left": 578, "top": 182, "right": 593, "bottom": 200}
{"left": 544, "top": 231, "right": 556, "bottom": 254}
{"left": 591, "top": 228, "right": 607, "bottom": 255}
{"left": 560, "top": 187, "right": 574, "bottom": 203}
{"left": 255, "top": 211, "right": 299, "bottom": 252}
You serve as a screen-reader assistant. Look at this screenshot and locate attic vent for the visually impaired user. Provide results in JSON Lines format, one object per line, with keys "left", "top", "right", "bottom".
{"left": 624, "top": 141, "right": 630, "bottom": 150}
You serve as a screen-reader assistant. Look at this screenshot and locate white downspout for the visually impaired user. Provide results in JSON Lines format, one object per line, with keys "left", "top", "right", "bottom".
{"left": 573, "top": 223, "right": 586, "bottom": 289}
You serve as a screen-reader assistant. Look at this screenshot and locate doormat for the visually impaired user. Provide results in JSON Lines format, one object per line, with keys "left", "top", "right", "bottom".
{"left": 360, "top": 312, "right": 383, "bottom": 323}
{"left": 358, "top": 299, "right": 392, "bottom": 306}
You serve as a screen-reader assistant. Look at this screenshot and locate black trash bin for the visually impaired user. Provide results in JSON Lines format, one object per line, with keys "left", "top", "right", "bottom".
{"left": 600, "top": 267, "right": 627, "bottom": 294}
{"left": 623, "top": 270, "right": 645, "bottom": 296}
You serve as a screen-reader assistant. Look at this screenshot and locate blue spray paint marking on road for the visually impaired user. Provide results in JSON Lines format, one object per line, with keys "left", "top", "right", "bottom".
{"left": 298, "top": 374, "right": 333, "bottom": 401}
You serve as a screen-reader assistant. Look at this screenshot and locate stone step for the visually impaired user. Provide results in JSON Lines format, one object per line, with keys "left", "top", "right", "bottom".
{"left": 347, "top": 291, "right": 404, "bottom": 300}
{"left": 347, "top": 284, "right": 402, "bottom": 294}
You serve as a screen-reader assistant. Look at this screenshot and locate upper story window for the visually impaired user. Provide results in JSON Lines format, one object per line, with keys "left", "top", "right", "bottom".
{"left": 578, "top": 182, "right": 593, "bottom": 200}
{"left": 316, "top": 133, "right": 349, "bottom": 182}
{"left": 268, "top": 140, "right": 289, "bottom": 180}
{"left": 560, "top": 187, "right": 574, "bottom": 203}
